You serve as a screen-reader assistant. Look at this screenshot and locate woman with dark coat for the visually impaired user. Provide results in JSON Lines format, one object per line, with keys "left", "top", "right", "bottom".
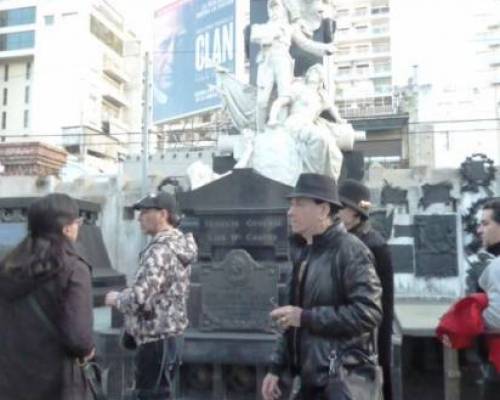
{"left": 0, "top": 193, "right": 95, "bottom": 400}
{"left": 338, "top": 179, "right": 395, "bottom": 400}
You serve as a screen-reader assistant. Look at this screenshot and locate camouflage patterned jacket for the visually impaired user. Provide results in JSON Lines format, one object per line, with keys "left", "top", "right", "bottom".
{"left": 116, "top": 228, "right": 197, "bottom": 344}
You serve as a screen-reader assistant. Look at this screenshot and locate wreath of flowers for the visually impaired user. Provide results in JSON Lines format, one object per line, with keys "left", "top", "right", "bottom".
{"left": 459, "top": 153, "right": 496, "bottom": 194}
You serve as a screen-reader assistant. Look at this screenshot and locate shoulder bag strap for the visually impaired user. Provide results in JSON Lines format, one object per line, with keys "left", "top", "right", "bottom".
{"left": 26, "top": 294, "right": 108, "bottom": 400}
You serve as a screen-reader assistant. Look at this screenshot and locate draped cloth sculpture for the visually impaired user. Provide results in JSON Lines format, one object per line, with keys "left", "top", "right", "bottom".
{"left": 192, "top": 0, "right": 364, "bottom": 187}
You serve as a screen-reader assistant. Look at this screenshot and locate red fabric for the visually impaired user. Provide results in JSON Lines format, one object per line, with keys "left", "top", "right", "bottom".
{"left": 436, "top": 293, "right": 488, "bottom": 348}
{"left": 436, "top": 293, "right": 500, "bottom": 372}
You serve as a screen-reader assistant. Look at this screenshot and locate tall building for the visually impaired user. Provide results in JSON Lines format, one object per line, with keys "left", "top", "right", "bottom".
{"left": 332, "top": 0, "right": 409, "bottom": 167}
{"left": 474, "top": 0, "right": 500, "bottom": 161}
{"left": 0, "top": 0, "right": 143, "bottom": 165}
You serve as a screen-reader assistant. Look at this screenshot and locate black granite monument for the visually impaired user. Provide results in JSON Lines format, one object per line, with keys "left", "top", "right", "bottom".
{"left": 176, "top": 168, "right": 292, "bottom": 400}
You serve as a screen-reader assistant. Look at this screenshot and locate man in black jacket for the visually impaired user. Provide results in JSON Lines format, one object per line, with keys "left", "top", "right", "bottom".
{"left": 338, "top": 179, "right": 394, "bottom": 400}
{"left": 262, "top": 173, "right": 382, "bottom": 400}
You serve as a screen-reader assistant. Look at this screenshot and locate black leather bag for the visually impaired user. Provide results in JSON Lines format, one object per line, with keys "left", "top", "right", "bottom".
{"left": 324, "top": 347, "right": 384, "bottom": 400}
{"left": 120, "top": 330, "right": 138, "bottom": 351}
{"left": 82, "top": 362, "right": 108, "bottom": 400}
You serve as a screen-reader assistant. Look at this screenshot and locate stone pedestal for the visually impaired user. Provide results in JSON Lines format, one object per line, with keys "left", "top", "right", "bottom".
{"left": 0, "top": 142, "right": 67, "bottom": 176}
{"left": 176, "top": 169, "right": 293, "bottom": 399}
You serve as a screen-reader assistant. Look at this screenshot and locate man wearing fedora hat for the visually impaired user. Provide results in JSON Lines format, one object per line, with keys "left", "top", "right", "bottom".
{"left": 262, "top": 173, "right": 382, "bottom": 400}
{"left": 338, "top": 179, "right": 394, "bottom": 400}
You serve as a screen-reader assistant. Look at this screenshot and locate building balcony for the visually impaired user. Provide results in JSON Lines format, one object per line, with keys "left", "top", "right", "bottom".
{"left": 335, "top": 68, "right": 392, "bottom": 81}
{"left": 102, "top": 117, "right": 130, "bottom": 141}
{"left": 62, "top": 125, "right": 127, "bottom": 159}
{"left": 102, "top": 83, "right": 129, "bottom": 108}
{"left": 339, "top": 104, "right": 397, "bottom": 119}
{"left": 103, "top": 55, "right": 129, "bottom": 83}
{"left": 340, "top": 11, "right": 390, "bottom": 24}
{"left": 335, "top": 29, "right": 390, "bottom": 44}
{"left": 0, "top": 47, "right": 33, "bottom": 60}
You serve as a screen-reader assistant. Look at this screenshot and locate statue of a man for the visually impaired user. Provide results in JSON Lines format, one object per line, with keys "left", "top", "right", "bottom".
{"left": 251, "top": 0, "right": 337, "bottom": 131}
{"left": 251, "top": 0, "right": 294, "bottom": 132}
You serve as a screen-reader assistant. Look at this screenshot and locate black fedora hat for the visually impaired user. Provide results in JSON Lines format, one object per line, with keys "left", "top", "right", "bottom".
{"left": 287, "top": 173, "right": 342, "bottom": 208}
{"left": 338, "top": 179, "right": 371, "bottom": 218}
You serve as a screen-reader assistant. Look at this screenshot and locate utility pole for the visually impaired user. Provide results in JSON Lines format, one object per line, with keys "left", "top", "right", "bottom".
{"left": 141, "top": 51, "right": 151, "bottom": 197}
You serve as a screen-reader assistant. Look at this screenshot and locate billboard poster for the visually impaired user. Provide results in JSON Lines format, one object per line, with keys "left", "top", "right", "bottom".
{"left": 153, "top": 0, "right": 236, "bottom": 124}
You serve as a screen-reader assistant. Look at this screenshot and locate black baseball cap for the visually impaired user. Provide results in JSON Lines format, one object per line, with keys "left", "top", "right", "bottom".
{"left": 133, "top": 192, "right": 177, "bottom": 213}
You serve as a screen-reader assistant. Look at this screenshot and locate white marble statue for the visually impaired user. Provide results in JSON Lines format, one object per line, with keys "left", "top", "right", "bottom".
{"left": 251, "top": 0, "right": 336, "bottom": 131}
{"left": 267, "top": 64, "right": 362, "bottom": 181}
{"left": 251, "top": 0, "right": 294, "bottom": 132}
{"left": 284, "top": 0, "right": 334, "bottom": 35}
{"left": 204, "top": 1, "right": 365, "bottom": 187}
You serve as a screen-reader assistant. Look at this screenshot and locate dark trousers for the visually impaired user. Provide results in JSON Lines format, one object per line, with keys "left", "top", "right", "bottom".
{"left": 135, "top": 339, "right": 176, "bottom": 400}
{"left": 297, "top": 385, "right": 326, "bottom": 400}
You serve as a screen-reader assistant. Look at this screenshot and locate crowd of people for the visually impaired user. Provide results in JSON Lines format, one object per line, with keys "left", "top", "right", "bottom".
{"left": 2, "top": 172, "right": 500, "bottom": 400}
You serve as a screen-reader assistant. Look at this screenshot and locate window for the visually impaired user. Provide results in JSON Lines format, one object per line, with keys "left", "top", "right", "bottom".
{"left": 337, "top": 9, "right": 349, "bottom": 17}
{"left": 373, "top": 77, "right": 392, "bottom": 94}
{"left": 354, "top": 25, "right": 368, "bottom": 36}
{"left": 337, "top": 66, "right": 351, "bottom": 76}
{"left": 90, "top": 15, "right": 123, "bottom": 55}
{"left": 373, "top": 23, "right": 389, "bottom": 35}
{"left": 26, "top": 62, "right": 31, "bottom": 79}
{"left": 337, "top": 46, "right": 350, "bottom": 57}
{"left": 2, "top": 112, "right": 6, "bottom": 129}
{"left": 354, "top": 7, "right": 368, "bottom": 16}
{"left": 356, "top": 45, "right": 369, "bottom": 54}
{"left": 356, "top": 63, "right": 370, "bottom": 76}
{"left": 23, "top": 110, "right": 28, "bottom": 128}
{"left": 0, "top": 7, "right": 36, "bottom": 27}
{"left": 2, "top": 88, "right": 6, "bottom": 106}
{"left": 24, "top": 86, "right": 29, "bottom": 103}
{"left": 338, "top": 28, "right": 350, "bottom": 36}
{"left": 44, "top": 15, "right": 54, "bottom": 25}
{"left": 373, "top": 41, "right": 390, "bottom": 53}
{"left": 374, "top": 60, "right": 391, "bottom": 73}
{"left": 372, "top": 6, "right": 390, "bottom": 15}
{"left": 4, "top": 64, "right": 8, "bottom": 81}
{"left": 0, "top": 31, "right": 35, "bottom": 51}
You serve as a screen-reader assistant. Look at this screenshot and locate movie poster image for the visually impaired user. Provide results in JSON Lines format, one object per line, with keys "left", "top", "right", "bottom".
{"left": 153, "top": 0, "right": 236, "bottom": 123}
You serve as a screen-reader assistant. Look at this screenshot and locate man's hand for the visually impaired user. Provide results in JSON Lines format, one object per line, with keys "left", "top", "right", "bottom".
{"left": 262, "top": 373, "right": 281, "bottom": 400}
{"left": 104, "top": 291, "right": 120, "bottom": 307}
{"left": 441, "top": 334, "right": 452, "bottom": 348}
{"left": 270, "top": 306, "right": 303, "bottom": 329}
{"left": 77, "top": 347, "right": 96, "bottom": 366}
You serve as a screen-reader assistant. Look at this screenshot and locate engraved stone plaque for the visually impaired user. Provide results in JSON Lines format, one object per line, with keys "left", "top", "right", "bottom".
{"left": 197, "top": 213, "right": 289, "bottom": 260}
{"left": 414, "top": 214, "right": 458, "bottom": 277}
{"left": 389, "top": 244, "right": 415, "bottom": 274}
{"left": 200, "top": 249, "right": 279, "bottom": 332}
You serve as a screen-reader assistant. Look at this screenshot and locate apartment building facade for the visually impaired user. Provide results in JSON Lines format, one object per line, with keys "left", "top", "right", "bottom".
{"left": 0, "top": 0, "right": 143, "bottom": 164}
{"left": 332, "top": 0, "right": 409, "bottom": 166}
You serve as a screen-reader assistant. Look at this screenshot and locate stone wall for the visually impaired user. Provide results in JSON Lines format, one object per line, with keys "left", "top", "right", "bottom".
{"left": 2, "top": 156, "right": 496, "bottom": 299}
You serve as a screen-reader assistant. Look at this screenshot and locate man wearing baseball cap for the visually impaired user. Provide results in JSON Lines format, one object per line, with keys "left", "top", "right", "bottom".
{"left": 262, "top": 173, "right": 382, "bottom": 399}
{"left": 338, "top": 179, "right": 394, "bottom": 400}
{"left": 105, "top": 191, "right": 197, "bottom": 400}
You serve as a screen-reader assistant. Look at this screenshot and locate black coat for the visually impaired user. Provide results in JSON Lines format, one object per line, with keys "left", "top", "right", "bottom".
{"left": 0, "top": 239, "right": 94, "bottom": 400}
{"left": 351, "top": 221, "right": 394, "bottom": 400}
{"left": 269, "top": 223, "right": 383, "bottom": 387}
